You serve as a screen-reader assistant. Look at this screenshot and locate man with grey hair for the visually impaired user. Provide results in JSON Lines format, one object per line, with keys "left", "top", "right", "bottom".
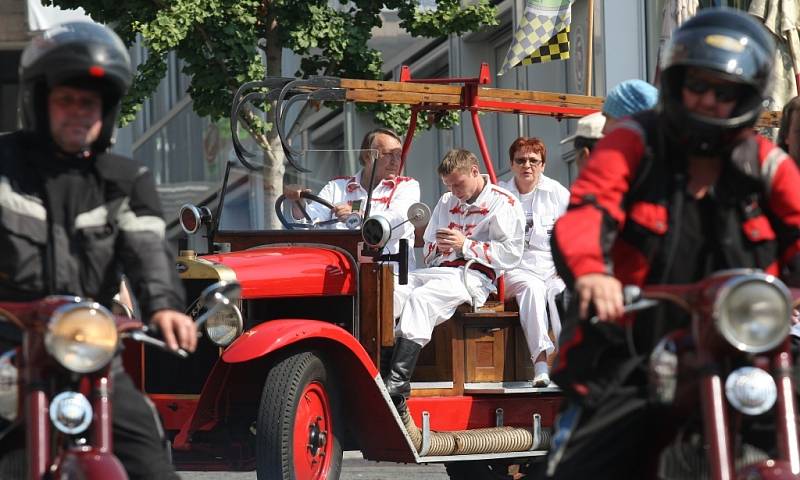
{"left": 285, "top": 128, "right": 420, "bottom": 269}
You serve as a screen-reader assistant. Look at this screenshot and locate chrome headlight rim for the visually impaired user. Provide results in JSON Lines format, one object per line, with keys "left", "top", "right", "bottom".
{"left": 725, "top": 366, "right": 777, "bottom": 416}
{"left": 713, "top": 272, "right": 791, "bottom": 354}
{"left": 203, "top": 302, "right": 243, "bottom": 347}
{"left": 45, "top": 302, "right": 118, "bottom": 374}
{"left": 49, "top": 391, "right": 93, "bottom": 435}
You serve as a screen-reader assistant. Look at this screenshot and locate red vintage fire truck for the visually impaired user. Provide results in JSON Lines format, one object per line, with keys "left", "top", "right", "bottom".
{"left": 121, "top": 64, "right": 783, "bottom": 480}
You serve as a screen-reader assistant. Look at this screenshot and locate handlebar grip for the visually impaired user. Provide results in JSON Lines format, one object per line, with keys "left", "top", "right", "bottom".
{"left": 399, "top": 238, "right": 409, "bottom": 285}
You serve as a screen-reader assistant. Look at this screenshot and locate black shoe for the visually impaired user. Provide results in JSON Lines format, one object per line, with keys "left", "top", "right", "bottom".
{"left": 385, "top": 337, "right": 422, "bottom": 410}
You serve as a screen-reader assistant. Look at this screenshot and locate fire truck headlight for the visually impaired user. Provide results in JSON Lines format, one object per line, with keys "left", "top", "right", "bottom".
{"left": 715, "top": 275, "right": 790, "bottom": 353}
{"left": 725, "top": 367, "right": 777, "bottom": 415}
{"left": 204, "top": 303, "right": 243, "bottom": 347}
{"left": 46, "top": 303, "right": 118, "bottom": 373}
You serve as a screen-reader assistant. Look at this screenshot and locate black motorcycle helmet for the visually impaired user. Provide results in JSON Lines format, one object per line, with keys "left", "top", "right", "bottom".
{"left": 18, "top": 22, "right": 133, "bottom": 154}
{"left": 659, "top": 8, "right": 775, "bottom": 154}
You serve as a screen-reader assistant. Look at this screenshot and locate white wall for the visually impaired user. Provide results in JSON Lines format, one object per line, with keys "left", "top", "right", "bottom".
{"left": 602, "top": 0, "right": 648, "bottom": 89}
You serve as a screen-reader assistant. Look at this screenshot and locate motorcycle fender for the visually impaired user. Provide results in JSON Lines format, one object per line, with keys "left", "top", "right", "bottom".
{"left": 221, "top": 319, "right": 378, "bottom": 377}
{"left": 55, "top": 448, "right": 127, "bottom": 479}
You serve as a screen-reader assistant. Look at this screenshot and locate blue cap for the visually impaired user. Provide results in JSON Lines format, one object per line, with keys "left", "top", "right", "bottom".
{"left": 602, "top": 79, "right": 659, "bottom": 119}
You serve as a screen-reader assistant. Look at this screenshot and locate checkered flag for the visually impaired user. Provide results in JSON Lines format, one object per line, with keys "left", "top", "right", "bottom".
{"left": 500, "top": 0, "right": 573, "bottom": 75}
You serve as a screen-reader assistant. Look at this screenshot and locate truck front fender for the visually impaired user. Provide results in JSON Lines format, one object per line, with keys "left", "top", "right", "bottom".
{"left": 222, "top": 319, "right": 378, "bottom": 377}
{"left": 219, "top": 319, "right": 417, "bottom": 462}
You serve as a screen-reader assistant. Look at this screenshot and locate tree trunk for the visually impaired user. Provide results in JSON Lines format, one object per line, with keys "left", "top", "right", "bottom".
{"left": 262, "top": 7, "right": 285, "bottom": 229}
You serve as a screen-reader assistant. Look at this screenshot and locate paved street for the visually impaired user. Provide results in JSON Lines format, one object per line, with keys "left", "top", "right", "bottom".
{"left": 179, "top": 451, "right": 448, "bottom": 479}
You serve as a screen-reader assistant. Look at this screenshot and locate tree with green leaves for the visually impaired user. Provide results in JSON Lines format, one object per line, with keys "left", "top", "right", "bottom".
{"left": 47, "top": 0, "right": 497, "bottom": 227}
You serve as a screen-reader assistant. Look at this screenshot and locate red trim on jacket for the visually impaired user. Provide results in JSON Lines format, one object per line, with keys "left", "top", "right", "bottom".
{"left": 491, "top": 187, "right": 516, "bottom": 206}
{"left": 742, "top": 215, "right": 776, "bottom": 242}
{"left": 757, "top": 138, "right": 800, "bottom": 270}
{"left": 765, "top": 261, "right": 780, "bottom": 276}
{"left": 554, "top": 125, "right": 647, "bottom": 279}
{"left": 553, "top": 206, "right": 608, "bottom": 278}
{"left": 569, "top": 126, "right": 647, "bottom": 224}
{"left": 629, "top": 202, "right": 668, "bottom": 235}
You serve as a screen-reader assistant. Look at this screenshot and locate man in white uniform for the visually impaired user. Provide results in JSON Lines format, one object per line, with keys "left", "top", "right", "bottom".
{"left": 285, "top": 128, "right": 420, "bottom": 269}
{"left": 386, "top": 149, "right": 525, "bottom": 413}
{"left": 499, "top": 137, "right": 570, "bottom": 387}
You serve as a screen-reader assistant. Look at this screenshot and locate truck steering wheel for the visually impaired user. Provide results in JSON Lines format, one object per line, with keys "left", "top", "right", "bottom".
{"left": 275, "top": 191, "right": 355, "bottom": 230}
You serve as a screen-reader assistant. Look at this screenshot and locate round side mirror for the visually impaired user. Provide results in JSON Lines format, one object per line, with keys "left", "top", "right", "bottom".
{"left": 407, "top": 202, "right": 431, "bottom": 228}
{"left": 362, "top": 215, "right": 391, "bottom": 249}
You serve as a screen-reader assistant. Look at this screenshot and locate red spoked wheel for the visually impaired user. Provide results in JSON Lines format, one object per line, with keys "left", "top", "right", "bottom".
{"left": 293, "top": 382, "right": 334, "bottom": 479}
{"left": 257, "top": 351, "right": 342, "bottom": 480}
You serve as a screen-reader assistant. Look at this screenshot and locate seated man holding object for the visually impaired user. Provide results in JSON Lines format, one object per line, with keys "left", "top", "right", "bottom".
{"left": 386, "top": 148, "right": 525, "bottom": 413}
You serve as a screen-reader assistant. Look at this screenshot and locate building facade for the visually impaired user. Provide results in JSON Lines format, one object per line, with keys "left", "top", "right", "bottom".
{"left": 1, "top": 1, "right": 773, "bottom": 237}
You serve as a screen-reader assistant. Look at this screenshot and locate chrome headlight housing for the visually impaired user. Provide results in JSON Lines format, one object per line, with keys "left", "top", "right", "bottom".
{"left": 203, "top": 303, "right": 243, "bottom": 347}
{"left": 714, "top": 274, "right": 791, "bottom": 353}
{"left": 45, "top": 302, "right": 118, "bottom": 373}
{"left": 725, "top": 367, "right": 777, "bottom": 415}
{"left": 49, "top": 391, "right": 93, "bottom": 435}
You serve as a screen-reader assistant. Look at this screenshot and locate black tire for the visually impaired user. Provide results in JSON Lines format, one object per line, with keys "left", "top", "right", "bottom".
{"left": 445, "top": 459, "right": 539, "bottom": 479}
{"left": 257, "top": 351, "right": 343, "bottom": 480}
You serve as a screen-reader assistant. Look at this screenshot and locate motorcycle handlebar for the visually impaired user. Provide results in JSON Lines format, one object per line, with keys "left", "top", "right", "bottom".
{"left": 122, "top": 328, "right": 190, "bottom": 359}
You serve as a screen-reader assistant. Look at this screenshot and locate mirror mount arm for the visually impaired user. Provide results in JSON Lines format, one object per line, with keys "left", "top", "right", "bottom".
{"left": 361, "top": 238, "right": 409, "bottom": 285}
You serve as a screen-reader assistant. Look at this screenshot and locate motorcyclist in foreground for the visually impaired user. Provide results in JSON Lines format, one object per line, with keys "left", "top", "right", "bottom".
{"left": 0, "top": 22, "right": 196, "bottom": 479}
{"left": 548, "top": 8, "right": 800, "bottom": 479}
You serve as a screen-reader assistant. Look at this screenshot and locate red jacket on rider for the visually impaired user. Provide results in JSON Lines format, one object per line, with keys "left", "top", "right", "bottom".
{"left": 553, "top": 112, "right": 800, "bottom": 305}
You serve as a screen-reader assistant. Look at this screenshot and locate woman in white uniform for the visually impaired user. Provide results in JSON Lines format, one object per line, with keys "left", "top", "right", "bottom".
{"left": 499, "top": 137, "right": 570, "bottom": 387}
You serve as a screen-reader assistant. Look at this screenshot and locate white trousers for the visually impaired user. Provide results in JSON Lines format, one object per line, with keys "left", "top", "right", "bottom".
{"left": 394, "top": 267, "right": 495, "bottom": 347}
{"left": 504, "top": 268, "right": 566, "bottom": 362}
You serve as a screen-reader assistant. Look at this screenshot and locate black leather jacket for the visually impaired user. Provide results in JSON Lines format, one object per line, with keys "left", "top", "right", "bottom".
{"left": 0, "top": 131, "right": 184, "bottom": 319}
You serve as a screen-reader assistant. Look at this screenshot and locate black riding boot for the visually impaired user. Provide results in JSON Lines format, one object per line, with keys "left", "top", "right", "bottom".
{"left": 379, "top": 345, "right": 394, "bottom": 380}
{"left": 385, "top": 337, "right": 422, "bottom": 413}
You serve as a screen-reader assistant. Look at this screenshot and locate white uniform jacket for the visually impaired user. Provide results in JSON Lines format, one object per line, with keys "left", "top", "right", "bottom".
{"left": 307, "top": 171, "right": 420, "bottom": 270}
{"left": 422, "top": 175, "right": 525, "bottom": 278}
{"left": 499, "top": 174, "right": 569, "bottom": 279}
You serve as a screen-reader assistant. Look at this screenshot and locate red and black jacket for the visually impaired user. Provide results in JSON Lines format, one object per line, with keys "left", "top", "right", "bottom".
{"left": 553, "top": 111, "right": 800, "bottom": 294}
{"left": 550, "top": 111, "right": 800, "bottom": 402}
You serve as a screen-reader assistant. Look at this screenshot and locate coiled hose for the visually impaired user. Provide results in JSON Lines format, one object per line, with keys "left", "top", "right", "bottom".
{"left": 400, "top": 408, "right": 551, "bottom": 456}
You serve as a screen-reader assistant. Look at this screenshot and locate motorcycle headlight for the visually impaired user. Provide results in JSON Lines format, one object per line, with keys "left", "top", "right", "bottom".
{"left": 715, "top": 274, "right": 791, "bottom": 353}
{"left": 45, "top": 303, "right": 118, "bottom": 373}
{"left": 49, "top": 391, "right": 93, "bottom": 435}
{"left": 725, "top": 367, "right": 777, "bottom": 416}
{"left": 203, "top": 303, "right": 243, "bottom": 347}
